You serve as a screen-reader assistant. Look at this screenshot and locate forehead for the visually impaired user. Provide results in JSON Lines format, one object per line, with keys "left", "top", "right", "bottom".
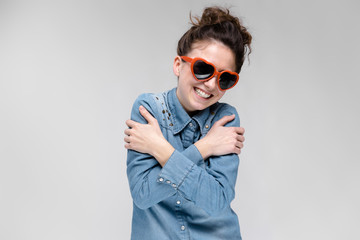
{"left": 187, "top": 40, "right": 236, "bottom": 71}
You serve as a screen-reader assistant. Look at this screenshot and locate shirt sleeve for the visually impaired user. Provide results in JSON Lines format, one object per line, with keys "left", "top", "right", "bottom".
{"left": 158, "top": 104, "right": 240, "bottom": 216}
{"left": 126, "top": 94, "right": 204, "bottom": 209}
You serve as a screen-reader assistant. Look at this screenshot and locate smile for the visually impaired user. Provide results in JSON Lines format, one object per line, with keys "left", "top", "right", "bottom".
{"left": 195, "top": 87, "right": 212, "bottom": 99}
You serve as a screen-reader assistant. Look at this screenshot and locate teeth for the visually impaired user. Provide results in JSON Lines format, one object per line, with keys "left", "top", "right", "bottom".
{"left": 195, "top": 88, "right": 211, "bottom": 98}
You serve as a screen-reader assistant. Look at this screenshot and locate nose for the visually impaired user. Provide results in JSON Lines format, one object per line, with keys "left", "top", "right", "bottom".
{"left": 203, "top": 76, "right": 217, "bottom": 90}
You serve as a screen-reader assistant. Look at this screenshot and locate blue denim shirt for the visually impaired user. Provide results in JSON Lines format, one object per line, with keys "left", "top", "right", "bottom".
{"left": 127, "top": 88, "right": 242, "bottom": 240}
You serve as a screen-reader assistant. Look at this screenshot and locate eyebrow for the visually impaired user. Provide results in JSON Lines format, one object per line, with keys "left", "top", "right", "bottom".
{"left": 216, "top": 65, "right": 232, "bottom": 72}
{"left": 211, "top": 61, "right": 233, "bottom": 72}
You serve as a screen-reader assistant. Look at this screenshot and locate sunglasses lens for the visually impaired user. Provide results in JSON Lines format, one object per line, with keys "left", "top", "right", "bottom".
{"left": 193, "top": 60, "right": 214, "bottom": 80}
{"left": 219, "top": 72, "right": 238, "bottom": 90}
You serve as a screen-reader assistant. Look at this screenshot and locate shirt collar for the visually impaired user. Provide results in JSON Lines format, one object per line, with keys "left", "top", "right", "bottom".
{"left": 168, "top": 88, "right": 211, "bottom": 135}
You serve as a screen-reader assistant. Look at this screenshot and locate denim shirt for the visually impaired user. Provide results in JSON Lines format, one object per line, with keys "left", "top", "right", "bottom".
{"left": 127, "top": 88, "right": 242, "bottom": 240}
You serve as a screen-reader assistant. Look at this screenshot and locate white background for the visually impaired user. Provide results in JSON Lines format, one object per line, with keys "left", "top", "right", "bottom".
{"left": 1, "top": 0, "right": 359, "bottom": 239}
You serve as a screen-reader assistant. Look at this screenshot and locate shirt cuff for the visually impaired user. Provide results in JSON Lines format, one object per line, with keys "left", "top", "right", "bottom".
{"left": 181, "top": 144, "right": 204, "bottom": 166}
{"left": 157, "top": 150, "right": 195, "bottom": 189}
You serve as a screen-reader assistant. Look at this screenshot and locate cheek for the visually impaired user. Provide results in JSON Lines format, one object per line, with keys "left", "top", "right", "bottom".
{"left": 178, "top": 74, "right": 196, "bottom": 88}
{"left": 216, "top": 90, "right": 225, "bottom": 99}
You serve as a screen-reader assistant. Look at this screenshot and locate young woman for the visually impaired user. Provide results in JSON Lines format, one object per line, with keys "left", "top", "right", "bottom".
{"left": 124, "top": 6, "right": 252, "bottom": 240}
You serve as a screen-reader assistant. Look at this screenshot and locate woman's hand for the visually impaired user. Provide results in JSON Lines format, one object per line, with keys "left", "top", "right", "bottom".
{"left": 124, "top": 106, "right": 174, "bottom": 167}
{"left": 194, "top": 114, "right": 245, "bottom": 160}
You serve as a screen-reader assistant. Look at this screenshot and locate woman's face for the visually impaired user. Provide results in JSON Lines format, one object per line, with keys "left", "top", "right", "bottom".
{"left": 174, "top": 40, "right": 236, "bottom": 114}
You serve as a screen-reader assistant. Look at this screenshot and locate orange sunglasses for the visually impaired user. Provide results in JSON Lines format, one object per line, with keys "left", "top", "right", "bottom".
{"left": 181, "top": 56, "right": 239, "bottom": 91}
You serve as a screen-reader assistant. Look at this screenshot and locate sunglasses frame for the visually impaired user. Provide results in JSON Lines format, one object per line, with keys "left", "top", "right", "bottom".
{"left": 180, "top": 56, "right": 239, "bottom": 91}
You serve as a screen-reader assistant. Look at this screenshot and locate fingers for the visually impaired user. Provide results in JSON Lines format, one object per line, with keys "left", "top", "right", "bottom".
{"left": 124, "top": 142, "right": 132, "bottom": 150}
{"left": 237, "top": 134, "right": 245, "bottom": 143}
{"left": 124, "top": 127, "right": 131, "bottom": 140}
{"left": 124, "top": 132, "right": 132, "bottom": 150}
{"left": 124, "top": 128, "right": 131, "bottom": 136}
{"left": 124, "top": 127, "right": 133, "bottom": 150}
{"left": 214, "top": 114, "right": 236, "bottom": 127}
{"left": 126, "top": 119, "right": 137, "bottom": 128}
{"left": 125, "top": 106, "right": 154, "bottom": 127}
{"left": 232, "top": 140, "right": 243, "bottom": 155}
{"left": 139, "top": 105, "right": 156, "bottom": 124}
{"left": 124, "top": 135, "right": 131, "bottom": 144}
{"left": 236, "top": 127, "right": 245, "bottom": 135}
{"left": 124, "top": 131, "right": 136, "bottom": 150}
{"left": 236, "top": 140, "right": 244, "bottom": 149}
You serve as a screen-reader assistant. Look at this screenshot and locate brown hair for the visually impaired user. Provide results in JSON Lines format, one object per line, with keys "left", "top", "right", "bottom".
{"left": 177, "top": 6, "right": 252, "bottom": 73}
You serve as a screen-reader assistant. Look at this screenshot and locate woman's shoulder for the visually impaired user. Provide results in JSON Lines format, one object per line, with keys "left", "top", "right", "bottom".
{"left": 133, "top": 89, "right": 171, "bottom": 104}
{"left": 210, "top": 102, "right": 240, "bottom": 126}
{"left": 131, "top": 93, "right": 154, "bottom": 111}
{"left": 133, "top": 92, "right": 155, "bottom": 103}
{"left": 211, "top": 102, "right": 238, "bottom": 115}
{"left": 130, "top": 90, "right": 171, "bottom": 122}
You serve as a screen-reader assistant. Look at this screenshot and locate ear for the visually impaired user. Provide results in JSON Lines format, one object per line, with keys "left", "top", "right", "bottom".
{"left": 173, "top": 56, "right": 182, "bottom": 77}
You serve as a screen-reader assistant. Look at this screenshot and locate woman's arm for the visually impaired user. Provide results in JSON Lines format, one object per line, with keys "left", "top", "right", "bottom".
{"left": 126, "top": 95, "right": 244, "bottom": 215}
{"left": 126, "top": 94, "right": 204, "bottom": 209}
{"left": 157, "top": 105, "right": 243, "bottom": 216}
{"left": 125, "top": 105, "right": 175, "bottom": 167}
{"left": 125, "top": 106, "right": 245, "bottom": 162}
{"left": 194, "top": 113, "right": 245, "bottom": 159}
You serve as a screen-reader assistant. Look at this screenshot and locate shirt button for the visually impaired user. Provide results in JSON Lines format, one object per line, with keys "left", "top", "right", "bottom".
{"left": 166, "top": 180, "right": 171, "bottom": 184}
{"left": 181, "top": 225, "right": 185, "bottom": 231}
{"left": 158, "top": 178, "right": 164, "bottom": 182}
{"left": 205, "top": 125, "right": 209, "bottom": 129}
{"left": 172, "top": 183, "right": 177, "bottom": 188}
{"left": 176, "top": 200, "right": 181, "bottom": 205}
{"left": 189, "top": 122, "right": 193, "bottom": 127}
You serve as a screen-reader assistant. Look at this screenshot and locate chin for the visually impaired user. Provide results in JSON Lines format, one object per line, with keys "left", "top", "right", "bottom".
{"left": 191, "top": 101, "right": 214, "bottom": 112}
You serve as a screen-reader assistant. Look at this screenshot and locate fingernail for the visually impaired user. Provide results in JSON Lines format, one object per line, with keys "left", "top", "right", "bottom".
{"left": 139, "top": 105, "right": 144, "bottom": 111}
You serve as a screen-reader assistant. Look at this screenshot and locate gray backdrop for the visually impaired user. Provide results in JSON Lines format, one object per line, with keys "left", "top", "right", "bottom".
{"left": 1, "top": 0, "right": 359, "bottom": 239}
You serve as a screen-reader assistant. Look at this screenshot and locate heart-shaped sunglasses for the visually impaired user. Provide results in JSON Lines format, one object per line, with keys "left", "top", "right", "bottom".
{"left": 181, "top": 56, "right": 239, "bottom": 91}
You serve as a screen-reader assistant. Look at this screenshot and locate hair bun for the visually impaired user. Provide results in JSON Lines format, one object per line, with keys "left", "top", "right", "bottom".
{"left": 178, "top": 6, "right": 252, "bottom": 73}
{"left": 192, "top": 7, "right": 233, "bottom": 26}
